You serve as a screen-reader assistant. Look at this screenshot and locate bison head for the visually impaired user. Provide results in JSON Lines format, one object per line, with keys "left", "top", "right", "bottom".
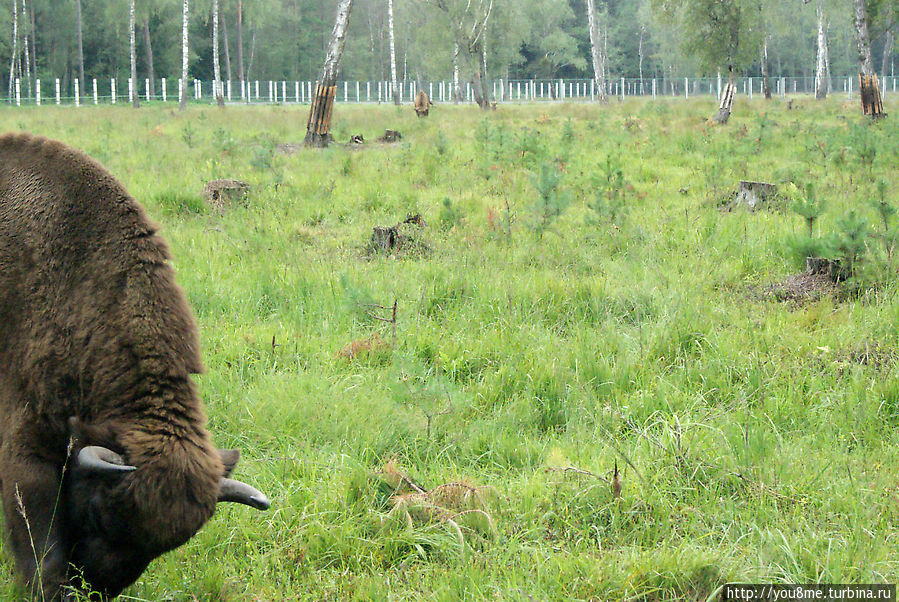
{"left": 62, "top": 444, "right": 269, "bottom": 597}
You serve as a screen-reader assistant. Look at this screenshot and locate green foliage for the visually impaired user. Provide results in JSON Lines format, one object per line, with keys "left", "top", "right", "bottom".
{"left": 588, "top": 152, "right": 629, "bottom": 224}
{"left": 530, "top": 162, "right": 571, "bottom": 238}
{"left": 788, "top": 182, "right": 825, "bottom": 238}
{"left": 652, "top": 0, "right": 764, "bottom": 74}
{"left": 3, "top": 101, "right": 899, "bottom": 600}
{"left": 438, "top": 197, "right": 464, "bottom": 231}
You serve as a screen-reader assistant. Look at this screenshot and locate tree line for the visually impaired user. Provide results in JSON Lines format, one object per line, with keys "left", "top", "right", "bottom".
{"left": 1, "top": 0, "right": 897, "bottom": 99}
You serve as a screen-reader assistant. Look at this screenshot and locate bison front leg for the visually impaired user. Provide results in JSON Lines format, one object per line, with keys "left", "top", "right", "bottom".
{"left": 0, "top": 450, "right": 70, "bottom": 601}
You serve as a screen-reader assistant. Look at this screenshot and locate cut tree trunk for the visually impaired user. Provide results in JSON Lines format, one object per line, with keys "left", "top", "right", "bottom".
{"left": 305, "top": 0, "right": 354, "bottom": 147}
{"left": 734, "top": 180, "right": 776, "bottom": 210}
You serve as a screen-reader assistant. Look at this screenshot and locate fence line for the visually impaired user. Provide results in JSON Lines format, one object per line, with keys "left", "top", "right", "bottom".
{"left": 2, "top": 75, "right": 894, "bottom": 107}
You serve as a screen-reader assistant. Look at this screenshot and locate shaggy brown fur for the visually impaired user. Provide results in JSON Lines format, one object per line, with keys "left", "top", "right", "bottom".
{"left": 0, "top": 132, "right": 246, "bottom": 599}
{"left": 414, "top": 90, "right": 432, "bottom": 117}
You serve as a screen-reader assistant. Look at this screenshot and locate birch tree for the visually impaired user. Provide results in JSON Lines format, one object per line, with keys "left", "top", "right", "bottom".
{"left": 21, "top": 0, "right": 29, "bottom": 97}
{"left": 388, "top": 0, "right": 399, "bottom": 104}
{"left": 426, "top": 0, "right": 494, "bottom": 109}
{"left": 855, "top": 0, "right": 875, "bottom": 75}
{"left": 130, "top": 0, "right": 139, "bottom": 108}
{"left": 8, "top": 0, "right": 17, "bottom": 102}
{"left": 586, "top": 0, "right": 607, "bottom": 102}
{"left": 305, "top": 0, "right": 354, "bottom": 147}
{"left": 213, "top": 0, "right": 224, "bottom": 106}
{"left": 815, "top": 0, "right": 828, "bottom": 99}
{"left": 180, "top": 0, "right": 189, "bottom": 110}
{"left": 75, "top": 0, "right": 84, "bottom": 99}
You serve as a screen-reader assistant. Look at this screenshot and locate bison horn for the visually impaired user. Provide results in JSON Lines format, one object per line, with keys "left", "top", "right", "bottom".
{"left": 217, "top": 478, "right": 270, "bottom": 510}
{"left": 77, "top": 446, "right": 137, "bottom": 473}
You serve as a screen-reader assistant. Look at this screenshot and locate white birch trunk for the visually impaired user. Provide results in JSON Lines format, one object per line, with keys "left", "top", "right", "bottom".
{"left": 130, "top": 0, "right": 139, "bottom": 108}
{"left": 815, "top": 0, "right": 827, "bottom": 100}
{"left": 638, "top": 25, "right": 644, "bottom": 94}
{"left": 180, "top": 0, "right": 189, "bottom": 110}
{"left": 388, "top": 0, "right": 399, "bottom": 105}
{"left": 213, "top": 0, "right": 223, "bottom": 106}
{"left": 21, "top": 0, "right": 30, "bottom": 97}
{"left": 854, "top": 0, "right": 875, "bottom": 75}
{"left": 586, "top": 0, "right": 607, "bottom": 102}
{"left": 453, "top": 43, "right": 460, "bottom": 103}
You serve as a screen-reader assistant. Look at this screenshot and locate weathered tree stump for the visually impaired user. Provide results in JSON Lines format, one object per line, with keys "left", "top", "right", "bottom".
{"left": 378, "top": 129, "right": 403, "bottom": 143}
{"left": 806, "top": 257, "right": 846, "bottom": 282}
{"left": 348, "top": 134, "right": 364, "bottom": 144}
{"left": 369, "top": 213, "right": 427, "bottom": 254}
{"left": 733, "top": 180, "right": 776, "bottom": 211}
{"left": 371, "top": 226, "right": 402, "bottom": 252}
{"left": 859, "top": 73, "right": 885, "bottom": 119}
{"left": 204, "top": 179, "right": 249, "bottom": 213}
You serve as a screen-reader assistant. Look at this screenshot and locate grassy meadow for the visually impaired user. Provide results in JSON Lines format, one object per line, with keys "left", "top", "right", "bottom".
{"left": 1, "top": 95, "right": 899, "bottom": 600}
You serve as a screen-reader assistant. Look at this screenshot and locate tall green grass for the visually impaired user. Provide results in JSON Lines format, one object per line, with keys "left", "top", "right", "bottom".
{"left": 1, "top": 96, "right": 898, "bottom": 599}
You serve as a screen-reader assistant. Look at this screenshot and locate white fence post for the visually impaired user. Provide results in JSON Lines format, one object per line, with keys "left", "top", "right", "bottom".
{"left": 93, "top": 79, "right": 98, "bottom": 104}
{"left": 74, "top": 79, "right": 80, "bottom": 107}
{"left": 56, "top": 79, "right": 61, "bottom": 105}
{"left": 162, "top": 78, "right": 167, "bottom": 102}
{"left": 15, "top": 79, "right": 20, "bottom": 106}
{"left": 36, "top": 78, "right": 41, "bottom": 105}
{"left": 128, "top": 78, "right": 133, "bottom": 103}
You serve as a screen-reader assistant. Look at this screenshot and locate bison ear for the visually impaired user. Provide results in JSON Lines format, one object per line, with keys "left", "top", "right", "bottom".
{"left": 218, "top": 449, "right": 240, "bottom": 477}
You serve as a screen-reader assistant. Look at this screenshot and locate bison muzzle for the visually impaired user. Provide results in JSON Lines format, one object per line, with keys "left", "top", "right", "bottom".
{"left": 0, "top": 132, "right": 270, "bottom": 600}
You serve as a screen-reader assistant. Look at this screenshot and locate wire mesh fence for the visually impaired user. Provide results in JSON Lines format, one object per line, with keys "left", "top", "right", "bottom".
{"left": 2, "top": 75, "right": 895, "bottom": 107}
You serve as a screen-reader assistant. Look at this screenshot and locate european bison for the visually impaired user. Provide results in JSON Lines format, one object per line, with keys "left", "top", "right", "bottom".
{"left": 0, "top": 132, "right": 269, "bottom": 600}
{"left": 414, "top": 90, "right": 432, "bottom": 117}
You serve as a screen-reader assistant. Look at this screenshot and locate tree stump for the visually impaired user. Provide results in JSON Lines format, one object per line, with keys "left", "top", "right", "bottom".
{"left": 806, "top": 257, "right": 846, "bottom": 282}
{"left": 204, "top": 179, "right": 249, "bottom": 213}
{"left": 859, "top": 74, "right": 885, "bottom": 119}
{"left": 378, "top": 129, "right": 403, "bottom": 143}
{"left": 371, "top": 226, "right": 401, "bottom": 252}
{"left": 733, "top": 180, "right": 776, "bottom": 211}
{"left": 369, "top": 213, "right": 427, "bottom": 254}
